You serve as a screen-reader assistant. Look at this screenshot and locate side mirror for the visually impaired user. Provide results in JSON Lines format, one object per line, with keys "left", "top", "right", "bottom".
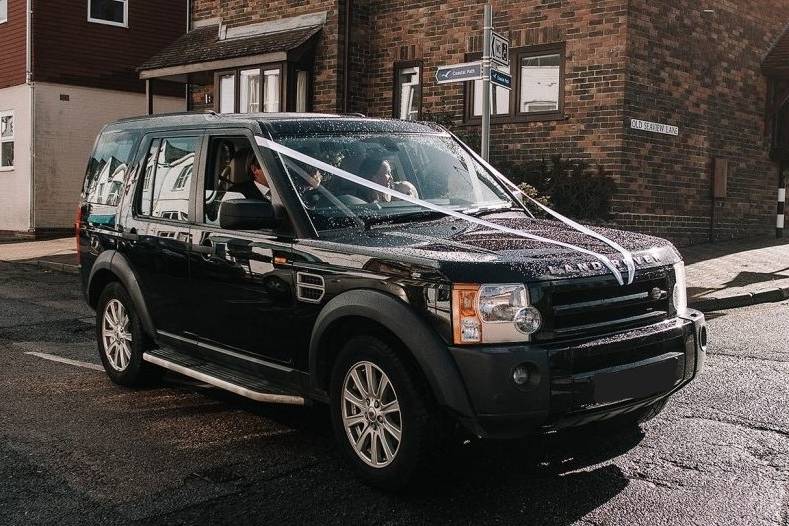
{"left": 219, "top": 199, "right": 277, "bottom": 230}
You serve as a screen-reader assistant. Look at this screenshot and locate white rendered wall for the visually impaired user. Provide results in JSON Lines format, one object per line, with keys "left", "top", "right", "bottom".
{"left": 33, "top": 82, "right": 185, "bottom": 229}
{"left": 0, "top": 83, "right": 32, "bottom": 232}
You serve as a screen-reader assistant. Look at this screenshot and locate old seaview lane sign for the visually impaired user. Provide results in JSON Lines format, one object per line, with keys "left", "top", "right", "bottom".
{"left": 630, "top": 118, "right": 679, "bottom": 136}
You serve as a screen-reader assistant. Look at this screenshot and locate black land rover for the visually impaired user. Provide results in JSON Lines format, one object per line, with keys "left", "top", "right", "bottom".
{"left": 78, "top": 113, "right": 707, "bottom": 489}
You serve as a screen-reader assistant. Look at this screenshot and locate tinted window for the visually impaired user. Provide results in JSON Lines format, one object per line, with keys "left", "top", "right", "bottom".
{"left": 83, "top": 130, "right": 140, "bottom": 205}
{"left": 136, "top": 137, "right": 198, "bottom": 221}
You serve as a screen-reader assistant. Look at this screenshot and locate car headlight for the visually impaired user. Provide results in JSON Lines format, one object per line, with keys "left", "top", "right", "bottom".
{"left": 672, "top": 262, "right": 688, "bottom": 317}
{"left": 452, "top": 283, "right": 541, "bottom": 344}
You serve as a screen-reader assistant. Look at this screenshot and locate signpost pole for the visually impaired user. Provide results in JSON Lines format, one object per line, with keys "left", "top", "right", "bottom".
{"left": 481, "top": 4, "right": 492, "bottom": 161}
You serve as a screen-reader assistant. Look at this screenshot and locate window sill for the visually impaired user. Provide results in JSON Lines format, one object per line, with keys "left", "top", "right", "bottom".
{"left": 0, "top": 166, "right": 15, "bottom": 172}
{"left": 87, "top": 17, "right": 128, "bottom": 28}
{"left": 461, "top": 113, "right": 568, "bottom": 126}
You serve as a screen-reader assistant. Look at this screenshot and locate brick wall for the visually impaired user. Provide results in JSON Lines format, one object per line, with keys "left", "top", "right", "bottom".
{"left": 189, "top": 0, "right": 342, "bottom": 112}
{"left": 621, "top": 0, "right": 789, "bottom": 245}
{"left": 355, "top": 0, "right": 630, "bottom": 180}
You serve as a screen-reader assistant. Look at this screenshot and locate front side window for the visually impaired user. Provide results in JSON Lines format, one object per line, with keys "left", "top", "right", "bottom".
{"left": 137, "top": 137, "right": 198, "bottom": 221}
{"left": 0, "top": 111, "right": 13, "bottom": 169}
{"left": 278, "top": 133, "right": 515, "bottom": 231}
{"left": 0, "top": 0, "right": 8, "bottom": 24}
{"left": 88, "top": 0, "right": 128, "bottom": 27}
{"left": 394, "top": 65, "right": 421, "bottom": 120}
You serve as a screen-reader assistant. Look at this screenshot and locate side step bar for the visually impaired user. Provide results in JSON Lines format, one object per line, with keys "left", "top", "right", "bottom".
{"left": 143, "top": 350, "right": 305, "bottom": 406}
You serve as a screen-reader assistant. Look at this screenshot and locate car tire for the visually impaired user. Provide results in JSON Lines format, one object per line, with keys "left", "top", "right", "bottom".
{"left": 329, "top": 333, "right": 442, "bottom": 491}
{"left": 96, "top": 282, "right": 160, "bottom": 387}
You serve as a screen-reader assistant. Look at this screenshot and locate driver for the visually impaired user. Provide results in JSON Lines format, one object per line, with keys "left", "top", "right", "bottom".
{"left": 228, "top": 150, "right": 270, "bottom": 200}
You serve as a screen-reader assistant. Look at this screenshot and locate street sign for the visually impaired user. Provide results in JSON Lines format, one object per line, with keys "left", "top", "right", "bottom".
{"left": 435, "top": 61, "right": 482, "bottom": 84}
{"left": 491, "top": 32, "right": 509, "bottom": 67}
{"left": 490, "top": 68, "right": 512, "bottom": 90}
{"left": 630, "top": 119, "right": 679, "bottom": 136}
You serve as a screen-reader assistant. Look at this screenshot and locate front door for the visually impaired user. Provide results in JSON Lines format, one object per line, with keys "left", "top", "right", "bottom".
{"left": 187, "top": 133, "right": 298, "bottom": 366}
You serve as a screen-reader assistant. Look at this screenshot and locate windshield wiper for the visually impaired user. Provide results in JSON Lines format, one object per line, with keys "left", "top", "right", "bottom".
{"left": 459, "top": 204, "right": 515, "bottom": 217}
{"left": 362, "top": 210, "right": 448, "bottom": 228}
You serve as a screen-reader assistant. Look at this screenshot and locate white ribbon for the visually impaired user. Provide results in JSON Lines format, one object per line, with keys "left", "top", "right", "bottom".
{"left": 256, "top": 136, "right": 628, "bottom": 285}
{"left": 456, "top": 139, "right": 636, "bottom": 285}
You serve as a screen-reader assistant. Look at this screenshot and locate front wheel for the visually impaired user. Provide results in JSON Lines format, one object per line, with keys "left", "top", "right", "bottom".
{"left": 330, "top": 334, "right": 442, "bottom": 490}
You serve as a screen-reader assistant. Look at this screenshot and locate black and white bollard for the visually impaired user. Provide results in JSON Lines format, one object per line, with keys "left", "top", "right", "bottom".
{"left": 779, "top": 166, "right": 786, "bottom": 238}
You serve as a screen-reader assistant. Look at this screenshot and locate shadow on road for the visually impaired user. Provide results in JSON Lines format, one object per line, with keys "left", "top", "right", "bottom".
{"left": 170, "top": 381, "right": 640, "bottom": 525}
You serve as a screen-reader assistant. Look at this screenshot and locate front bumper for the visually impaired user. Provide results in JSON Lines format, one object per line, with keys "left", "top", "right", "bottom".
{"left": 449, "top": 309, "right": 707, "bottom": 438}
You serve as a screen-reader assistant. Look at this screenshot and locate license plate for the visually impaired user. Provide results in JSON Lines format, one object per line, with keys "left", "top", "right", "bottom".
{"left": 594, "top": 357, "right": 680, "bottom": 404}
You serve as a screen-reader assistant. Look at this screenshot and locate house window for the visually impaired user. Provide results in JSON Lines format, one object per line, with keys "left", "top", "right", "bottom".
{"left": 240, "top": 69, "right": 261, "bottom": 113}
{"left": 393, "top": 63, "right": 421, "bottom": 120}
{"left": 519, "top": 53, "right": 561, "bottom": 114}
{"left": 263, "top": 69, "right": 281, "bottom": 112}
{"left": 217, "top": 66, "right": 284, "bottom": 113}
{"left": 218, "top": 73, "right": 235, "bottom": 114}
{"left": 88, "top": 0, "right": 128, "bottom": 28}
{"left": 0, "top": 0, "right": 7, "bottom": 24}
{"left": 0, "top": 111, "right": 13, "bottom": 169}
{"left": 296, "top": 70, "right": 309, "bottom": 112}
{"left": 465, "top": 43, "right": 565, "bottom": 122}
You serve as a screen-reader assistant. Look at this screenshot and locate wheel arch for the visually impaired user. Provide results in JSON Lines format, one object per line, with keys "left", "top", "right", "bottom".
{"left": 87, "top": 250, "right": 156, "bottom": 338}
{"left": 308, "top": 289, "right": 474, "bottom": 418}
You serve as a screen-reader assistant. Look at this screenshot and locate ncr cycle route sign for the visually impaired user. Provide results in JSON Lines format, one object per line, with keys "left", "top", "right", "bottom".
{"left": 435, "top": 61, "right": 483, "bottom": 84}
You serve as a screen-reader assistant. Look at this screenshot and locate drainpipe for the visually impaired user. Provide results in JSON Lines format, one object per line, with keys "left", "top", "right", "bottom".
{"left": 26, "top": 0, "right": 35, "bottom": 233}
{"left": 342, "top": 0, "right": 352, "bottom": 113}
{"left": 779, "top": 164, "right": 786, "bottom": 238}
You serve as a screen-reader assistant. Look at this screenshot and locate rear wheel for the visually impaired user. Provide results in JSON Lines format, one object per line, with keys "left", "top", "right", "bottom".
{"left": 96, "top": 282, "right": 160, "bottom": 386}
{"left": 330, "top": 334, "right": 442, "bottom": 490}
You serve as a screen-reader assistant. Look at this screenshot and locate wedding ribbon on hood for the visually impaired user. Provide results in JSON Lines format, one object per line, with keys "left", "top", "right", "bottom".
{"left": 453, "top": 135, "right": 636, "bottom": 285}
{"left": 255, "top": 136, "right": 629, "bottom": 286}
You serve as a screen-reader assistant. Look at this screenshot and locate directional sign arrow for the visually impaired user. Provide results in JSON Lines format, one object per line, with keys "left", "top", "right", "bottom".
{"left": 490, "top": 68, "right": 512, "bottom": 90}
{"left": 435, "top": 61, "right": 483, "bottom": 84}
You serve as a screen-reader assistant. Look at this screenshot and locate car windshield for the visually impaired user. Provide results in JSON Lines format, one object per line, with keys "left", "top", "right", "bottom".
{"left": 276, "top": 133, "right": 518, "bottom": 231}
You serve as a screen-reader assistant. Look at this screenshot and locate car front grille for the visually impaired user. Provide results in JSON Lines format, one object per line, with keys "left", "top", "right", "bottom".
{"left": 534, "top": 268, "right": 674, "bottom": 341}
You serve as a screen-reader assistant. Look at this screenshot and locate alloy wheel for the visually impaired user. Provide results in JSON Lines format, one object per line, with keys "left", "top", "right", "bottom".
{"left": 342, "top": 361, "right": 403, "bottom": 468}
{"left": 101, "top": 299, "right": 132, "bottom": 371}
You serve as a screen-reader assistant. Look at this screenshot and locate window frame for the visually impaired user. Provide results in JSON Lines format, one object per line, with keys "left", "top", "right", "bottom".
{"left": 0, "top": 0, "right": 8, "bottom": 25}
{"left": 463, "top": 42, "right": 566, "bottom": 124}
{"left": 87, "top": 0, "right": 129, "bottom": 28}
{"left": 0, "top": 110, "right": 14, "bottom": 171}
{"left": 133, "top": 133, "right": 203, "bottom": 226}
{"left": 215, "top": 63, "right": 286, "bottom": 114}
{"left": 392, "top": 60, "right": 423, "bottom": 121}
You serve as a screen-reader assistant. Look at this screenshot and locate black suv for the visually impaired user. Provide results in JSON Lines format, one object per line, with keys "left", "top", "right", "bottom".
{"left": 78, "top": 113, "right": 707, "bottom": 489}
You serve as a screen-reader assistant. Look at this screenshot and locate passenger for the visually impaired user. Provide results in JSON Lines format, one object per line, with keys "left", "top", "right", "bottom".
{"left": 229, "top": 150, "right": 270, "bottom": 200}
{"left": 359, "top": 157, "right": 394, "bottom": 203}
{"left": 392, "top": 181, "right": 419, "bottom": 200}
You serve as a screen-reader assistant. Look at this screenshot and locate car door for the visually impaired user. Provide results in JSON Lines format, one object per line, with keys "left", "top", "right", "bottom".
{"left": 186, "top": 131, "right": 299, "bottom": 366}
{"left": 121, "top": 133, "right": 201, "bottom": 337}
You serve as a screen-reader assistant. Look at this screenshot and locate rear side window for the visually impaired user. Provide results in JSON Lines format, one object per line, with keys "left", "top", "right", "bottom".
{"left": 83, "top": 130, "right": 140, "bottom": 205}
{"left": 136, "top": 136, "right": 199, "bottom": 221}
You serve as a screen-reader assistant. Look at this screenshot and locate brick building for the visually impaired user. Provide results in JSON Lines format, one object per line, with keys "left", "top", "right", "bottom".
{"left": 142, "top": 2, "right": 789, "bottom": 244}
{"left": 0, "top": 0, "right": 188, "bottom": 237}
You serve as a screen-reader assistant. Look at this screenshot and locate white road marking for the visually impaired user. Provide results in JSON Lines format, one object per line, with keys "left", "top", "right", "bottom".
{"left": 25, "top": 352, "right": 104, "bottom": 372}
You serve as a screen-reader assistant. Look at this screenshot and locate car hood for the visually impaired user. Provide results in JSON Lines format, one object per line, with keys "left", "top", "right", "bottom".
{"left": 313, "top": 213, "right": 681, "bottom": 283}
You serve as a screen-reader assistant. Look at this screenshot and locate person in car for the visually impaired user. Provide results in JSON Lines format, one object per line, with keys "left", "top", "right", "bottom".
{"left": 359, "top": 157, "right": 394, "bottom": 203}
{"left": 229, "top": 150, "right": 270, "bottom": 200}
{"left": 393, "top": 180, "right": 419, "bottom": 200}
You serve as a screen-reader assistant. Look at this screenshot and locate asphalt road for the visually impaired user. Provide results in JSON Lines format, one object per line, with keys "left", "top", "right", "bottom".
{"left": 0, "top": 261, "right": 787, "bottom": 525}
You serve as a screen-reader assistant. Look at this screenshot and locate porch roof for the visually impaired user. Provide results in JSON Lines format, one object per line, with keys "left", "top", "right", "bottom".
{"left": 138, "top": 24, "right": 322, "bottom": 81}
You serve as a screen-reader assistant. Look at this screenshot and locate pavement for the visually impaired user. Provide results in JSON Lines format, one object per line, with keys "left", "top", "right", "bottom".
{"left": 2, "top": 235, "right": 788, "bottom": 312}
{"left": 0, "top": 261, "right": 788, "bottom": 525}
